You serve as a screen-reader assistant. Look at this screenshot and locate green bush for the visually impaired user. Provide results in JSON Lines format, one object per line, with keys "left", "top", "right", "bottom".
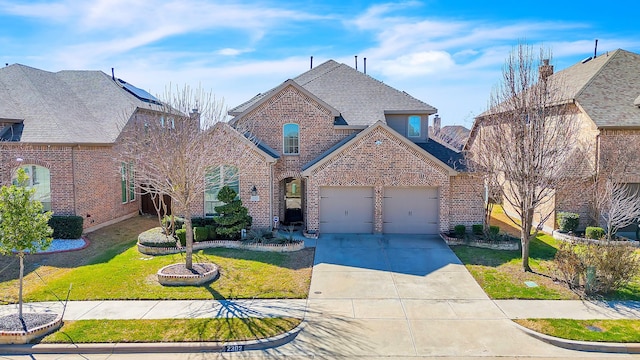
{"left": 586, "top": 227, "right": 605, "bottom": 240}
{"left": 472, "top": 224, "right": 484, "bottom": 236}
{"left": 48, "top": 215, "right": 83, "bottom": 239}
{"left": 489, "top": 225, "right": 500, "bottom": 236}
{"left": 161, "top": 215, "right": 184, "bottom": 233}
{"left": 191, "top": 217, "right": 217, "bottom": 227}
{"left": 175, "top": 229, "right": 186, "bottom": 246}
{"left": 557, "top": 212, "right": 580, "bottom": 233}
{"left": 205, "top": 225, "right": 217, "bottom": 240}
{"left": 193, "top": 227, "right": 208, "bottom": 242}
{"left": 214, "top": 186, "right": 252, "bottom": 239}
{"left": 454, "top": 225, "right": 466, "bottom": 238}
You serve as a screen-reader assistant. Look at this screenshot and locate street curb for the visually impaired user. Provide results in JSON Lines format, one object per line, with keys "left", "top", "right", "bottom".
{"left": 0, "top": 319, "right": 304, "bottom": 355}
{"left": 513, "top": 321, "right": 640, "bottom": 353}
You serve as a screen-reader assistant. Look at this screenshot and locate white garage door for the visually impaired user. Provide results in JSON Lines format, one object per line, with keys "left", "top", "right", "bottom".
{"left": 383, "top": 187, "right": 439, "bottom": 234}
{"left": 320, "top": 187, "right": 374, "bottom": 233}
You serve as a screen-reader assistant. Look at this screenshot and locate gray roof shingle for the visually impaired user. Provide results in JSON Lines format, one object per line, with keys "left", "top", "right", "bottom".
{"left": 229, "top": 60, "right": 437, "bottom": 126}
{"left": 0, "top": 64, "right": 160, "bottom": 144}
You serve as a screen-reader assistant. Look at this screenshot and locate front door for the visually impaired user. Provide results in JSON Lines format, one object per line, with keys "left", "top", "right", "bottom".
{"left": 284, "top": 178, "right": 303, "bottom": 224}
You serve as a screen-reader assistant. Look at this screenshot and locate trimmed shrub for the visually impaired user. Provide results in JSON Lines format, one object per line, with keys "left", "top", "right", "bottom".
{"left": 175, "top": 229, "right": 186, "bottom": 246}
{"left": 193, "top": 227, "right": 208, "bottom": 242}
{"left": 214, "top": 186, "right": 252, "bottom": 239}
{"left": 191, "top": 217, "right": 217, "bottom": 227}
{"left": 454, "top": 224, "right": 466, "bottom": 238}
{"left": 161, "top": 215, "right": 184, "bottom": 233}
{"left": 489, "top": 225, "right": 500, "bottom": 236}
{"left": 472, "top": 224, "right": 484, "bottom": 236}
{"left": 586, "top": 226, "right": 605, "bottom": 240}
{"left": 557, "top": 212, "right": 580, "bottom": 233}
{"left": 48, "top": 215, "right": 83, "bottom": 239}
{"left": 205, "top": 225, "right": 217, "bottom": 240}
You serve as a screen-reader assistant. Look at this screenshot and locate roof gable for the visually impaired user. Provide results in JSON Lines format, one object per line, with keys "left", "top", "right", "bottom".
{"left": 302, "top": 121, "right": 459, "bottom": 176}
{"left": 229, "top": 60, "right": 437, "bottom": 126}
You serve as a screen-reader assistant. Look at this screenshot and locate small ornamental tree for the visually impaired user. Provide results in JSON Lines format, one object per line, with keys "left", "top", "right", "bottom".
{"left": 0, "top": 168, "right": 53, "bottom": 321}
{"left": 214, "top": 186, "right": 252, "bottom": 239}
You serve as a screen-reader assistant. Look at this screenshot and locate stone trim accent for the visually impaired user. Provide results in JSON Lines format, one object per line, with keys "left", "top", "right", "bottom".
{"left": 157, "top": 263, "right": 219, "bottom": 286}
{"left": 138, "top": 239, "right": 305, "bottom": 255}
{"left": 440, "top": 233, "right": 520, "bottom": 251}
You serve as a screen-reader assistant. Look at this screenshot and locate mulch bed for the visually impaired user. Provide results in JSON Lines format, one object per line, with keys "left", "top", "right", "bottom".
{"left": 0, "top": 313, "right": 58, "bottom": 332}
{"left": 159, "top": 263, "right": 217, "bottom": 276}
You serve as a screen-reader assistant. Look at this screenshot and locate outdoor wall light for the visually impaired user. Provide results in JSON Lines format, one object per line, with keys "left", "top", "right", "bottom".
{"left": 375, "top": 140, "right": 382, "bottom": 145}
{"left": 16, "top": 157, "right": 23, "bottom": 162}
{"left": 251, "top": 185, "right": 258, "bottom": 196}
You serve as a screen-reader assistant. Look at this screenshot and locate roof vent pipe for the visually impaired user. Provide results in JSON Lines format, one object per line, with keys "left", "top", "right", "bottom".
{"left": 364, "top": 57, "right": 367, "bottom": 74}
{"left": 310, "top": 56, "right": 313, "bottom": 69}
{"left": 594, "top": 39, "right": 598, "bottom": 58}
{"left": 355, "top": 55, "right": 358, "bottom": 70}
{"left": 111, "top": 68, "right": 115, "bottom": 81}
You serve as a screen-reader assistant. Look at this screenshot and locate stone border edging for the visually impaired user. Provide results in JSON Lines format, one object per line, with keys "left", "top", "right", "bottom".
{"left": 0, "top": 313, "right": 63, "bottom": 344}
{"left": 513, "top": 321, "right": 640, "bottom": 353}
{"left": 0, "top": 317, "right": 305, "bottom": 354}
{"left": 552, "top": 231, "right": 639, "bottom": 246}
{"left": 157, "top": 263, "right": 219, "bottom": 286}
{"left": 440, "top": 233, "right": 520, "bottom": 251}
{"left": 138, "top": 239, "right": 305, "bottom": 256}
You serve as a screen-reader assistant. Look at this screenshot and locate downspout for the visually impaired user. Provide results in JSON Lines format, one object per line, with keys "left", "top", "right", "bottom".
{"left": 72, "top": 145, "right": 77, "bottom": 215}
{"left": 269, "top": 162, "right": 274, "bottom": 229}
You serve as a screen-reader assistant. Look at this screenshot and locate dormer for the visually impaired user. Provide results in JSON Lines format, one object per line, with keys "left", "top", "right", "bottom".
{"left": 384, "top": 111, "right": 431, "bottom": 143}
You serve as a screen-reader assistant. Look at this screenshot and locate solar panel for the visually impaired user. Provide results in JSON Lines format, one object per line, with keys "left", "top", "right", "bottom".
{"left": 117, "top": 79, "right": 161, "bottom": 104}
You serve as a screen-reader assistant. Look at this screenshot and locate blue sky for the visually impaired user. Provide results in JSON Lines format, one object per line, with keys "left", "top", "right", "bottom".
{"left": 2, "top": 0, "right": 638, "bottom": 128}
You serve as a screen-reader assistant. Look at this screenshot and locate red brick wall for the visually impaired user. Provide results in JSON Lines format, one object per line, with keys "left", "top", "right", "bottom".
{"left": 1, "top": 144, "right": 139, "bottom": 231}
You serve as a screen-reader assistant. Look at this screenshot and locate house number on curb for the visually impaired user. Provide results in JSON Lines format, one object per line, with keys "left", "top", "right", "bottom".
{"left": 224, "top": 345, "right": 244, "bottom": 352}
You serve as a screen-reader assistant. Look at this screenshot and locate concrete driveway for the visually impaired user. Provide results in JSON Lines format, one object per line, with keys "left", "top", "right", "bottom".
{"left": 272, "top": 234, "right": 625, "bottom": 359}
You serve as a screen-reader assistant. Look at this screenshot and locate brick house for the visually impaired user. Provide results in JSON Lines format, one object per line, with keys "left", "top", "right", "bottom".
{"left": 0, "top": 64, "right": 164, "bottom": 231}
{"left": 466, "top": 49, "right": 640, "bottom": 238}
{"left": 200, "top": 60, "right": 484, "bottom": 234}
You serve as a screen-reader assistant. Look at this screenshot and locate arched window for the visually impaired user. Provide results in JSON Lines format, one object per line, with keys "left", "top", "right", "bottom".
{"left": 13, "top": 165, "right": 51, "bottom": 211}
{"left": 283, "top": 123, "right": 299, "bottom": 155}
{"left": 205, "top": 165, "right": 239, "bottom": 216}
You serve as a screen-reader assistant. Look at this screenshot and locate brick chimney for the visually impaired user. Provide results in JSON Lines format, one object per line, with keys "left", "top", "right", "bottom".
{"left": 539, "top": 59, "right": 553, "bottom": 81}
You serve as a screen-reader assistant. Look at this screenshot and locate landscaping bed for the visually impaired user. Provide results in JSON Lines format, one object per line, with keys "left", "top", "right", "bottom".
{"left": 515, "top": 318, "right": 640, "bottom": 343}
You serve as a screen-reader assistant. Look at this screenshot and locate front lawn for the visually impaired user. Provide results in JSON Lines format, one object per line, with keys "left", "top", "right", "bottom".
{"left": 41, "top": 318, "right": 301, "bottom": 343}
{"left": 0, "top": 216, "right": 313, "bottom": 304}
{"left": 515, "top": 319, "right": 640, "bottom": 343}
{"left": 451, "top": 206, "right": 640, "bottom": 300}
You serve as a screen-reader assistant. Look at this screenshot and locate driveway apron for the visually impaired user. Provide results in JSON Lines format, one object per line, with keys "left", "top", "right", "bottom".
{"left": 275, "top": 234, "right": 616, "bottom": 358}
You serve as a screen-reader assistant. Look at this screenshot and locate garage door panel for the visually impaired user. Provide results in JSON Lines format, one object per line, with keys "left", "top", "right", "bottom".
{"left": 320, "top": 187, "right": 373, "bottom": 233}
{"left": 383, "top": 187, "right": 439, "bottom": 234}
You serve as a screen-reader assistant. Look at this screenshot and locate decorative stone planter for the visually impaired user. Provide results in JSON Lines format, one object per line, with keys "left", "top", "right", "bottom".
{"left": 0, "top": 313, "right": 63, "bottom": 344}
{"left": 441, "top": 233, "right": 520, "bottom": 251}
{"left": 552, "top": 230, "right": 639, "bottom": 246}
{"left": 138, "top": 238, "right": 305, "bottom": 256}
{"left": 157, "top": 263, "right": 219, "bottom": 286}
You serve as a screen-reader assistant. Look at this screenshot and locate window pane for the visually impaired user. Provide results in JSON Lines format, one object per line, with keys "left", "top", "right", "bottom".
{"left": 283, "top": 123, "right": 299, "bottom": 154}
{"left": 129, "top": 162, "right": 135, "bottom": 201}
{"left": 205, "top": 165, "right": 239, "bottom": 215}
{"left": 408, "top": 115, "right": 421, "bottom": 137}
{"left": 121, "top": 163, "right": 127, "bottom": 203}
{"left": 15, "top": 165, "right": 51, "bottom": 211}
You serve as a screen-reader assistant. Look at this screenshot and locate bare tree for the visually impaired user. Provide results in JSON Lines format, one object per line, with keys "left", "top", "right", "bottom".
{"left": 117, "top": 85, "right": 237, "bottom": 270}
{"left": 596, "top": 181, "right": 640, "bottom": 240}
{"left": 467, "top": 43, "right": 581, "bottom": 272}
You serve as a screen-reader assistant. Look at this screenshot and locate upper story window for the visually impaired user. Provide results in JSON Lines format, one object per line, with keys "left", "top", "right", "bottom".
{"left": 408, "top": 115, "right": 421, "bottom": 137}
{"left": 13, "top": 164, "right": 51, "bottom": 211}
{"left": 283, "top": 123, "right": 299, "bottom": 155}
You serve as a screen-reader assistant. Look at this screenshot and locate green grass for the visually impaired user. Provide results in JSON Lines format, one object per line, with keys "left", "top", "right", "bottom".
{"left": 515, "top": 319, "right": 640, "bottom": 342}
{"left": 21, "top": 243, "right": 313, "bottom": 301}
{"left": 452, "top": 206, "right": 640, "bottom": 300}
{"left": 0, "top": 216, "right": 313, "bottom": 304}
{"left": 40, "top": 318, "right": 301, "bottom": 343}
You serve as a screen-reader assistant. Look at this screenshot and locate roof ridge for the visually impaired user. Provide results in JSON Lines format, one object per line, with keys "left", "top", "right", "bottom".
{"left": 293, "top": 60, "right": 341, "bottom": 86}
{"left": 574, "top": 49, "right": 621, "bottom": 100}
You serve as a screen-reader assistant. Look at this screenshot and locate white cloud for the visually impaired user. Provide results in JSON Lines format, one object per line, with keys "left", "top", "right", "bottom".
{"left": 217, "top": 48, "right": 253, "bottom": 56}
{"left": 375, "top": 50, "right": 455, "bottom": 77}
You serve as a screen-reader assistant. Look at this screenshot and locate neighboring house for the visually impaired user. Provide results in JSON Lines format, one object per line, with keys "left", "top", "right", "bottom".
{"left": 199, "top": 60, "right": 484, "bottom": 234}
{"left": 466, "top": 49, "right": 640, "bottom": 237}
{"left": 0, "top": 64, "right": 164, "bottom": 231}
{"left": 429, "top": 116, "right": 470, "bottom": 151}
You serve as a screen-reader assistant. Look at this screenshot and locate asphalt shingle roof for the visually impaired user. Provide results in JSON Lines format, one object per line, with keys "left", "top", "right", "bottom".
{"left": 0, "top": 64, "right": 160, "bottom": 143}
{"left": 229, "top": 60, "right": 437, "bottom": 126}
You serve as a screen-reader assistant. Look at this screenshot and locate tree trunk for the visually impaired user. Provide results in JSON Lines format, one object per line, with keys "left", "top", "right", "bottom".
{"left": 18, "top": 253, "right": 24, "bottom": 320}
{"left": 184, "top": 212, "right": 193, "bottom": 271}
{"left": 521, "top": 209, "right": 534, "bottom": 272}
